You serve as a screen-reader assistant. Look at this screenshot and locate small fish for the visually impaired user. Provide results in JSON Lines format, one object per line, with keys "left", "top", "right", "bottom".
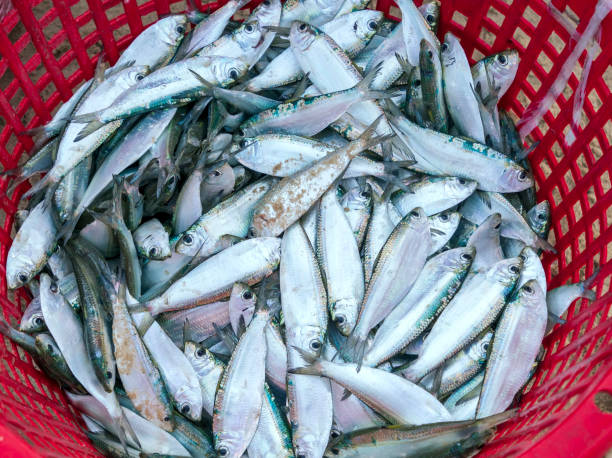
{"left": 133, "top": 219, "right": 171, "bottom": 261}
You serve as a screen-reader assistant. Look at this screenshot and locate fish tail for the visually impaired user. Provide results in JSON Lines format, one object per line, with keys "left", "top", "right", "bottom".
{"left": 583, "top": 268, "right": 600, "bottom": 289}
{"left": 516, "top": 141, "right": 540, "bottom": 161}
{"left": 534, "top": 236, "right": 556, "bottom": 254}
{"left": 21, "top": 170, "right": 57, "bottom": 201}
{"left": 74, "top": 119, "right": 105, "bottom": 142}
{"left": 287, "top": 345, "right": 323, "bottom": 376}
{"left": 547, "top": 311, "right": 566, "bottom": 325}
{"left": 580, "top": 289, "right": 597, "bottom": 302}
{"left": 111, "top": 409, "right": 140, "bottom": 453}
{"left": 342, "top": 331, "right": 368, "bottom": 372}
{"left": 474, "top": 409, "right": 518, "bottom": 430}
{"left": 56, "top": 210, "right": 81, "bottom": 244}
{"left": 20, "top": 120, "right": 65, "bottom": 140}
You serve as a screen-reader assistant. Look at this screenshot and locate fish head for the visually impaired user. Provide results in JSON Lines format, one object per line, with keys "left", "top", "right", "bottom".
{"left": 250, "top": 0, "right": 282, "bottom": 28}
{"left": 236, "top": 20, "right": 266, "bottom": 50}
{"left": 175, "top": 225, "right": 209, "bottom": 257}
{"left": 215, "top": 432, "right": 244, "bottom": 458}
{"left": 202, "top": 162, "right": 235, "bottom": 196}
{"left": 440, "top": 32, "right": 461, "bottom": 67}
{"left": 175, "top": 384, "right": 203, "bottom": 422}
{"left": 485, "top": 50, "right": 519, "bottom": 96}
{"left": 527, "top": 201, "right": 551, "bottom": 238}
{"left": 290, "top": 21, "right": 320, "bottom": 52}
{"left": 446, "top": 246, "right": 476, "bottom": 273}
{"left": 471, "top": 212, "right": 502, "bottom": 243}
{"left": 6, "top": 251, "right": 37, "bottom": 290}
{"left": 210, "top": 57, "right": 248, "bottom": 87}
{"left": 467, "top": 329, "right": 493, "bottom": 363}
{"left": 343, "top": 183, "right": 372, "bottom": 211}
{"left": 184, "top": 342, "right": 218, "bottom": 376}
{"left": 286, "top": 326, "right": 326, "bottom": 364}
{"left": 421, "top": 0, "right": 441, "bottom": 31}
{"left": 429, "top": 210, "right": 460, "bottom": 239}
{"left": 117, "top": 65, "right": 151, "bottom": 91}
{"left": 445, "top": 176, "right": 477, "bottom": 200}
{"left": 140, "top": 232, "right": 171, "bottom": 261}
{"left": 419, "top": 38, "right": 437, "bottom": 66}
{"left": 156, "top": 14, "right": 188, "bottom": 47}
{"left": 330, "top": 298, "right": 359, "bottom": 336}
{"left": 39, "top": 273, "right": 65, "bottom": 312}
{"left": 487, "top": 256, "right": 523, "bottom": 288}
{"left": 353, "top": 10, "right": 384, "bottom": 44}
{"left": 515, "top": 279, "right": 546, "bottom": 309}
{"left": 20, "top": 301, "right": 44, "bottom": 333}
{"left": 228, "top": 282, "right": 257, "bottom": 335}
{"left": 34, "top": 333, "right": 62, "bottom": 363}
{"left": 499, "top": 163, "right": 533, "bottom": 192}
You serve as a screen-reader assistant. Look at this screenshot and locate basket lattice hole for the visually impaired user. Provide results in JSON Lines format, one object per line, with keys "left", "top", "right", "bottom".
{"left": 171, "top": 1, "right": 188, "bottom": 14}
{"left": 62, "top": 58, "right": 80, "bottom": 79}
{"left": 589, "top": 136, "right": 603, "bottom": 162}
{"left": 573, "top": 202, "right": 583, "bottom": 224}
{"left": 539, "top": 158, "right": 552, "bottom": 178}
{"left": 78, "top": 18, "right": 96, "bottom": 39}
{"left": 552, "top": 185, "right": 562, "bottom": 206}
{"left": 560, "top": 214, "right": 569, "bottom": 235}
{"left": 564, "top": 170, "right": 575, "bottom": 192}
{"left": 512, "top": 26, "right": 531, "bottom": 49}
{"left": 18, "top": 42, "right": 37, "bottom": 67}
{"left": 486, "top": 6, "right": 504, "bottom": 27}
{"left": 471, "top": 48, "right": 485, "bottom": 62}
{"left": 537, "top": 51, "right": 554, "bottom": 74}
{"left": 516, "top": 89, "right": 530, "bottom": 109}
{"left": 588, "top": 89, "right": 603, "bottom": 112}
{"left": 576, "top": 154, "right": 588, "bottom": 178}
{"left": 479, "top": 27, "right": 495, "bottom": 47}
{"left": 599, "top": 171, "right": 611, "bottom": 195}
{"left": 527, "top": 70, "right": 542, "bottom": 92}
{"left": 451, "top": 10, "right": 468, "bottom": 28}
{"left": 547, "top": 31, "right": 565, "bottom": 55}
{"left": 136, "top": 0, "right": 149, "bottom": 6}
{"left": 603, "top": 120, "right": 612, "bottom": 147}
{"left": 563, "top": 245, "right": 572, "bottom": 266}
{"left": 594, "top": 391, "right": 612, "bottom": 413}
{"left": 523, "top": 6, "right": 541, "bottom": 28}
{"left": 388, "top": 6, "right": 401, "bottom": 19}
{"left": 9, "top": 87, "right": 25, "bottom": 112}
{"left": 142, "top": 11, "right": 159, "bottom": 26}
{"left": 43, "top": 16, "right": 62, "bottom": 42}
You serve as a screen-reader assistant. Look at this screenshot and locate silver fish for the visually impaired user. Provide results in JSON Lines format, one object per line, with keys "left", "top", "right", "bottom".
{"left": 133, "top": 219, "right": 171, "bottom": 260}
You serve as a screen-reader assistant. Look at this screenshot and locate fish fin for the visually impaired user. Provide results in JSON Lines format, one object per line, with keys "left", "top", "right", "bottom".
{"left": 357, "top": 62, "right": 398, "bottom": 100}
{"left": 394, "top": 52, "right": 413, "bottom": 77}
{"left": 86, "top": 208, "right": 117, "bottom": 231}
{"left": 583, "top": 268, "right": 600, "bottom": 289}
{"left": 430, "top": 227, "right": 446, "bottom": 237}
{"left": 213, "top": 322, "right": 238, "bottom": 352}
{"left": 182, "top": 318, "right": 201, "bottom": 347}
{"left": 237, "top": 315, "right": 247, "bottom": 338}
{"left": 6, "top": 172, "right": 44, "bottom": 197}
{"left": 547, "top": 312, "right": 566, "bottom": 325}
{"left": 287, "top": 345, "right": 322, "bottom": 376}
{"left": 56, "top": 215, "right": 80, "bottom": 244}
{"left": 516, "top": 141, "right": 540, "bottom": 161}
{"left": 340, "top": 389, "right": 352, "bottom": 401}
{"left": 188, "top": 68, "right": 215, "bottom": 91}
{"left": 263, "top": 25, "right": 291, "bottom": 34}
{"left": 20, "top": 120, "right": 66, "bottom": 139}
{"left": 126, "top": 301, "right": 148, "bottom": 314}
{"left": 342, "top": 332, "right": 367, "bottom": 372}
{"left": 580, "top": 289, "right": 597, "bottom": 302}
{"left": 291, "top": 72, "right": 310, "bottom": 99}
{"left": 94, "top": 52, "right": 107, "bottom": 83}
{"left": 478, "top": 191, "right": 492, "bottom": 209}
{"left": 534, "top": 236, "right": 556, "bottom": 253}
{"left": 74, "top": 119, "right": 105, "bottom": 142}
{"left": 21, "top": 170, "right": 56, "bottom": 200}
{"left": 431, "top": 363, "right": 444, "bottom": 397}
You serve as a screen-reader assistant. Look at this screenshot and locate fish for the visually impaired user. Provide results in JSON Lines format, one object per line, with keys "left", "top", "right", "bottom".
{"left": 133, "top": 219, "right": 171, "bottom": 260}
{"left": 546, "top": 270, "right": 599, "bottom": 319}
{"left": 419, "top": 39, "right": 447, "bottom": 133}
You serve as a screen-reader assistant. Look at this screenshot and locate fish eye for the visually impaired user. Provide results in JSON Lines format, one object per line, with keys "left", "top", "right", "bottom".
{"left": 524, "top": 285, "right": 533, "bottom": 293}
{"left": 180, "top": 404, "right": 191, "bottom": 414}
{"left": 461, "top": 252, "right": 472, "bottom": 261}
{"left": 167, "top": 175, "right": 176, "bottom": 186}
{"left": 439, "top": 213, "right": 449, "bottom": 222}
{"left": 297, "top": 454, "right": 307, "bottom": 458}
{"left": 334, "top": 315, "right": 346, "bottom": 325}
{"left": 248, "top": 227, "right": 257, "bottom": 237}
{"left": 483, "top": 342, "right": 489, "bottom": 351}
{"left": 242, "top": 290, "right": 253, "bottom": 300}
{"left": 196, "top": 347, "right": 206, "bottom": 357}
{"left": 359, "top": 190, "right": 371, "bottom": 199}
{"left": 330, "top": 429, "right": 341, "bottom": 439}
{"left": 50, "top": 282, "right": 58, "bottom": 293}
{"left": 148, "top": 247, "right": 158, "bottom": 257}
{"left": 34, "top": 317, "right": 44, "bottom": 326}
{"left": 368, "top": 20, "right": 378, "bottom": 30}
{"left": 353, "top": 21, "right": 358, "bottom": 32}
{"left": 426, "top": 14, "right": 435, "bottom": 24}
{"left": 18, "top": 273, "right": 28, "bottom": 284}
{"left": 210, "top": 170, "right": 222, "bottom": 177}
{"left": 240, "top": 138, "right": 250, "bottom": 148}
{"left": 229, "top": 68, "right": 239, "bottom": 80}
{"left": 309, "top": 339, "right": 321, "bottom": 351}
{"left": 163, "top": 416, "right": 171, "bottom": 422}
{"left": 136, "top": 73, "right": 145, "bottom": 81}
{"left": 510, "top": 265, "right": 520, "bottom": 274}
{"left": 458, "top": 178, "right": 467, "bottom": 185}
{"left": 493, "top": 222, "right": 502, "bottom": 230}
{"left": 441, "top": 42, "right": 449, "bottom": 52}
{"left": 245, "top": 24, "right": 254, "bottom": 33}
{"left": 413, "top": 79, "right": 421, "bottom": 87}
{"left": 331, "top": 449, "right": 340, "bottom": 456}
{"left": 409, "top": 210, "right": 420, "bottom": 218}
{"left": 498, "top": 54, "right": 508, "bottom": 65}
{"left": 106, "top": 371, "right": 113, "bottom": 379}
{"left": 182, "top": 234, "right": 194, "bottom": 245}
{"left": 538, "top": 213, "right": 546, "bottom": 221}
{"left": 47, "top": 344, "right": 54, "bottom": 353}
{"left": 176, "top": 25, "right": 185, "bottom": 34}
{"left": 427, "top": 50, "right": 433, "bottom": 58}
{"left": 263, "top": 0, "right": 270, "bottom": 4}
{"left": 218, "top": 447, "right": 229, "bottom": 456}
{"left": 518, "top": 170, "right": 528, "bottom": 181}
{"left": 299, "top": 23, "right": 308, "bottom": 32}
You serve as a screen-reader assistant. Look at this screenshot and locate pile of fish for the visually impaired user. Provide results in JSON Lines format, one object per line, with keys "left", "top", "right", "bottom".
{"left": 0, "top": 0, "right": 599, "bottom": 457}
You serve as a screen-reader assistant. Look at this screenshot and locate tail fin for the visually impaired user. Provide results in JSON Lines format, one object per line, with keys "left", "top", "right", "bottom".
{"left": 287, "top": 345, "right": 323, "bottom": 376}
{"left": 114, "top": 407, "right": 141, "bottom": 451}
{"left": 342, "top": 331, "right": 368, "bottom": 372}
{"left": 74, "top": 119, "right": 105, "bottom": 142}
{"left": 583, "top": 268, "right": 600, "bottom": 289}
{"left": 356, "top": 63, "right": 403, "bottom": 100}
{"left": 534, "top": 236, "right": 556, "bottom": 254}
{"left": 21, "top": 170, "right": 57, "bottom": 201}
{"left": 516, "top": 141, "right": 540, "bottom": 161}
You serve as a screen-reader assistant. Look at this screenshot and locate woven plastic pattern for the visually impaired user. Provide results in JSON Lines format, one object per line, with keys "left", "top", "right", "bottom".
{"left": 0, "top": 0, "right": 611, "bottom": 456}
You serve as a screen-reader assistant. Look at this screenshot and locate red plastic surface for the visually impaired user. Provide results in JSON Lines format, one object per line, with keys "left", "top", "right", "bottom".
{"left": 0, "top": 0, "right": 611, "bottom": 456}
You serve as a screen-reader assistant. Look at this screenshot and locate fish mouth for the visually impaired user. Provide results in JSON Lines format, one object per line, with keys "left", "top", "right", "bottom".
{"left": 253, "top": 35, "right": 266, "bottom": 48}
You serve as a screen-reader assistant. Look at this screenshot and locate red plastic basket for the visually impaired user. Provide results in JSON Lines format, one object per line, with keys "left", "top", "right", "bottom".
{"left": 0, "top": 0, "right": 611, "bottom": 456}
